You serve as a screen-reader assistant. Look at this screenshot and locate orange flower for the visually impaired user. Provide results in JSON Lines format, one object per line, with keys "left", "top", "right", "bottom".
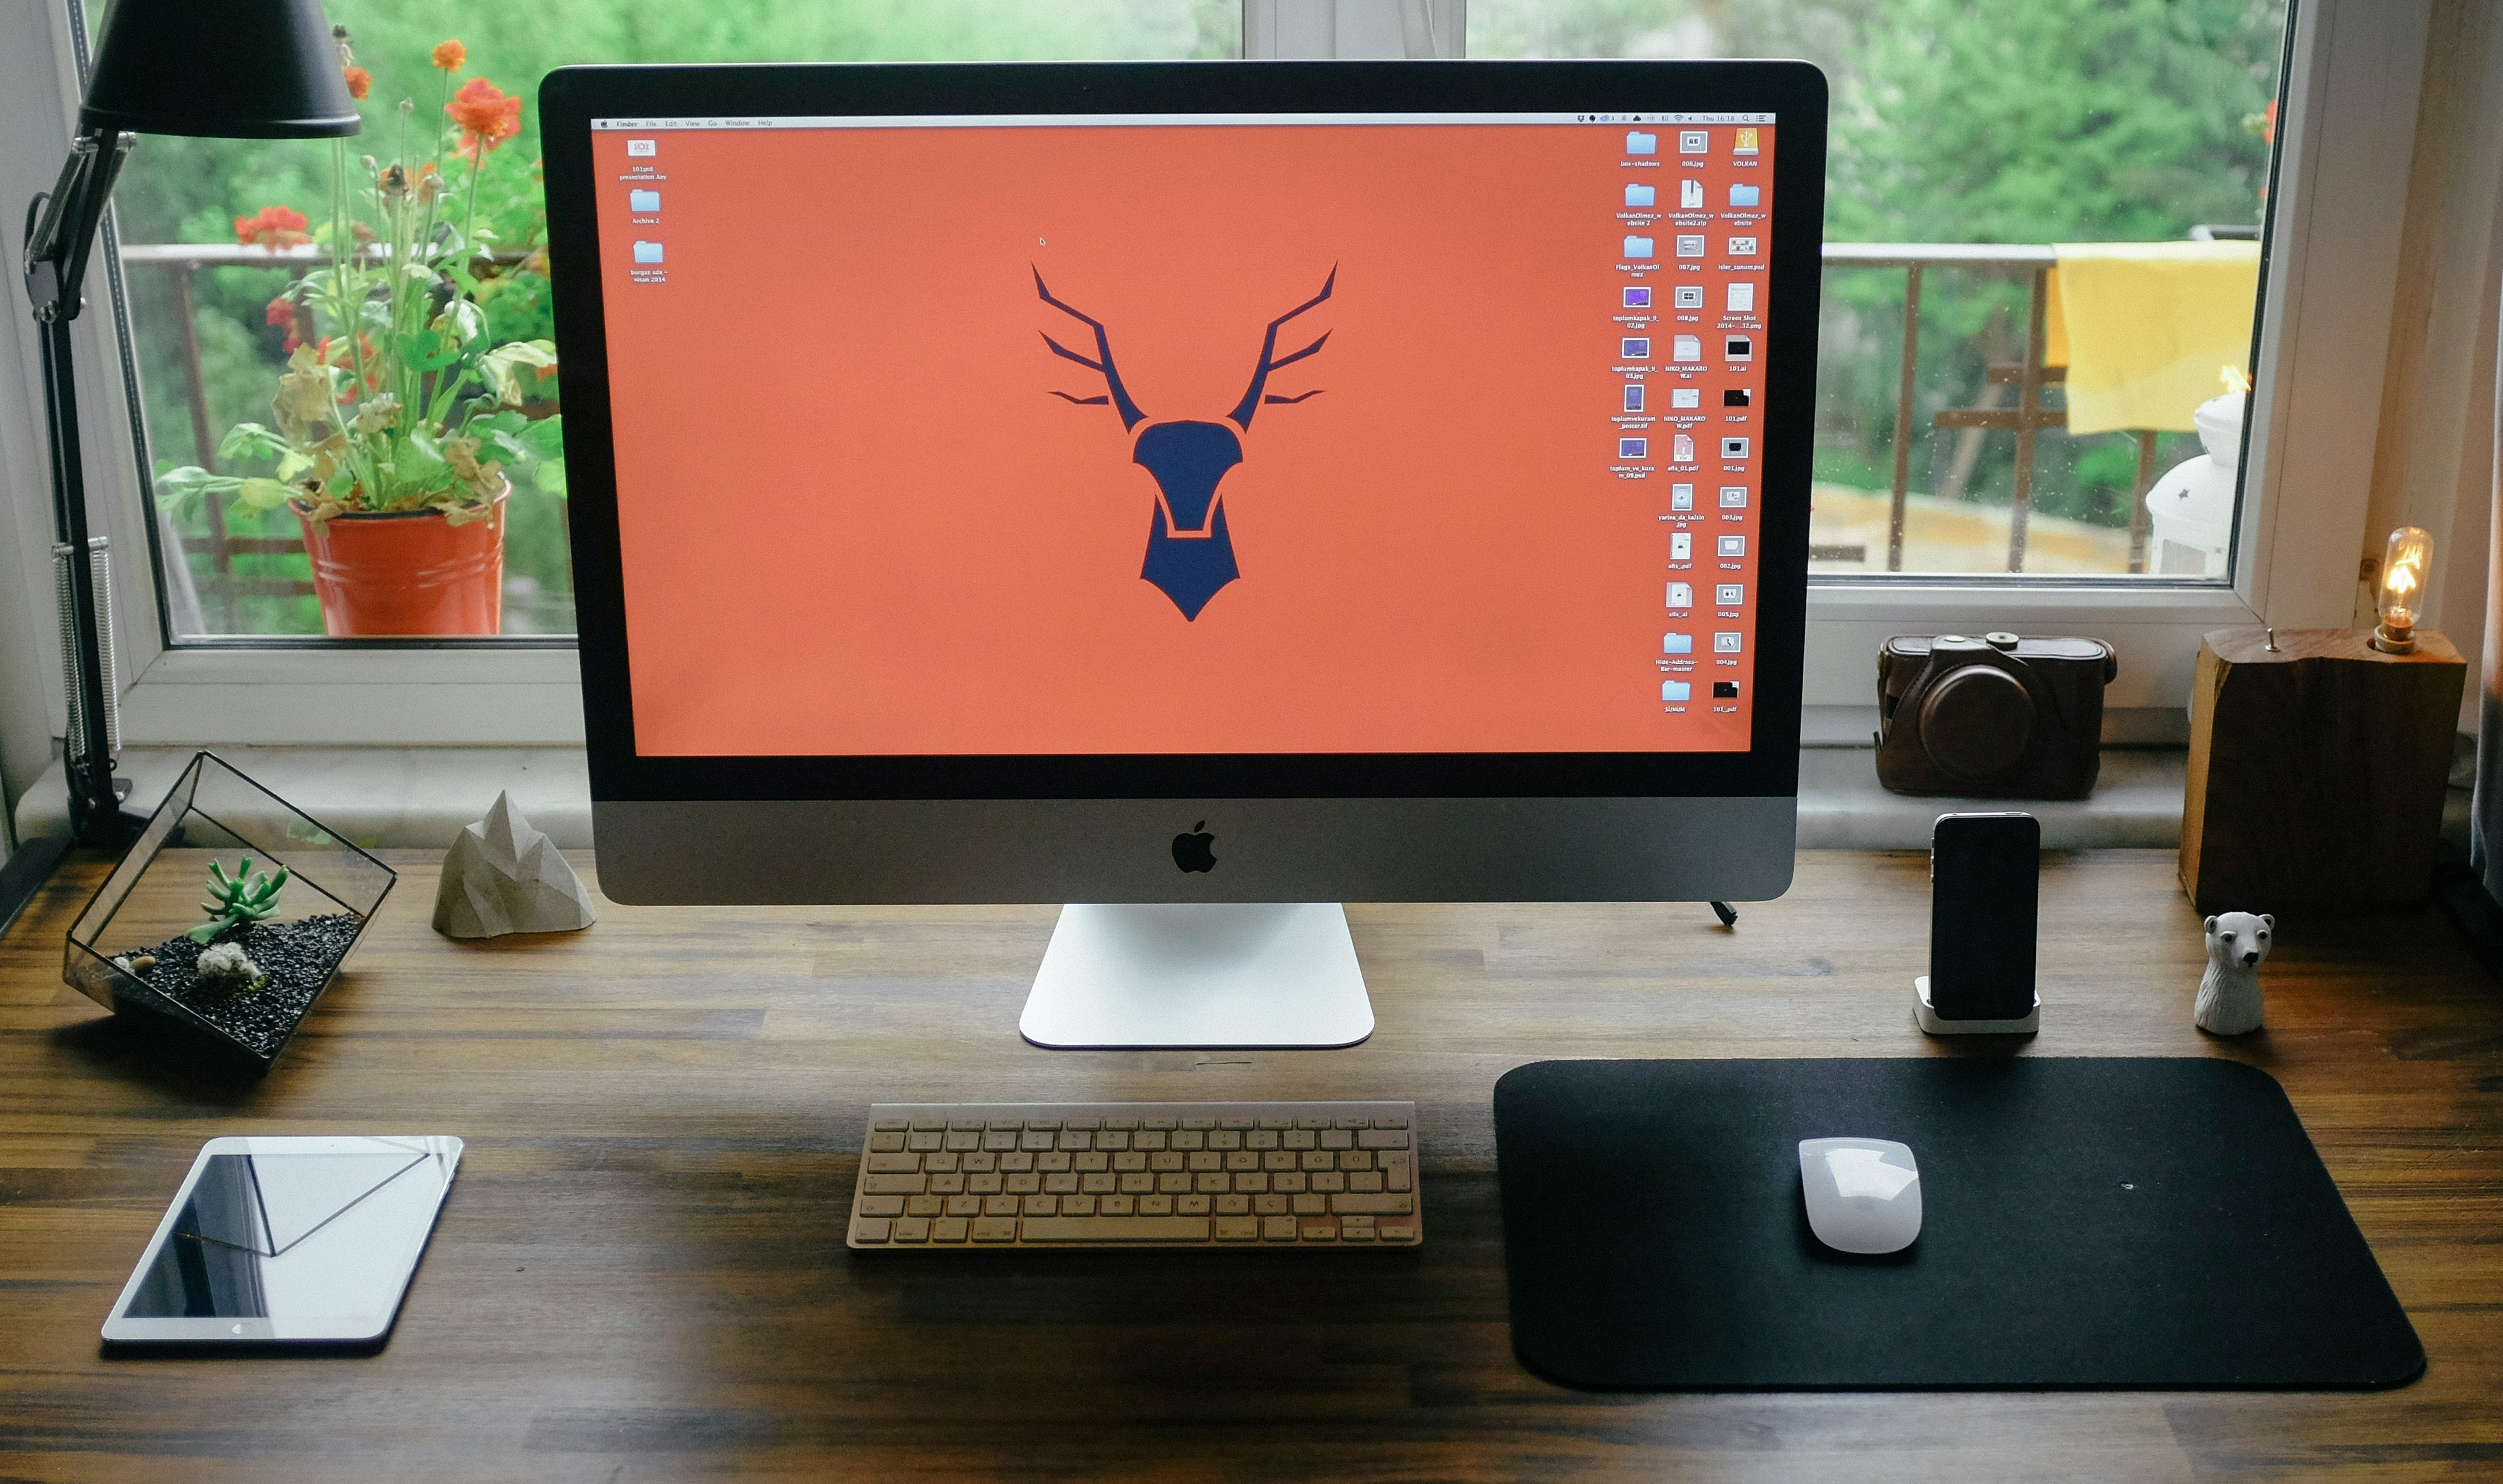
{"left": 341, "top": 64, "right": 371, "bottom": 101}
{"left": 265, "top": 295, "right": 303, "bottom": 352}
{"left": 233, "top": 204, "right": 310, "bottom": 250}
{"left": 432, "top": 39, "right": 466, "bottom": 72}
{"left": 447, "top": 77, "right": 523, "bottom": 158}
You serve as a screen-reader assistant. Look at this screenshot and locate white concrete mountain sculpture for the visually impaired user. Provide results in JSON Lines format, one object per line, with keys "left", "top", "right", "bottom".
{"left": 433, "top": 791, "right": 596, "bottom": 938}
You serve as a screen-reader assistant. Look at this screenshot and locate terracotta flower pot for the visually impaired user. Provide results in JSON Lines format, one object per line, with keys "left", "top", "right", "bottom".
{"left": 293, "top": 486, "right": 507, "bottom": 637}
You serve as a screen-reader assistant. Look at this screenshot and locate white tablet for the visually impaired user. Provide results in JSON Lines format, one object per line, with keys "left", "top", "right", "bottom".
{"left": 103, "top": 1135, "right": 462, "bottom": 1346}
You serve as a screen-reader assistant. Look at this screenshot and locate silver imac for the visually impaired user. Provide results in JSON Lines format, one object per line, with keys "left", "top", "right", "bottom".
{"left": 543, "top": 60, "right": 1825, "bottom": 1048}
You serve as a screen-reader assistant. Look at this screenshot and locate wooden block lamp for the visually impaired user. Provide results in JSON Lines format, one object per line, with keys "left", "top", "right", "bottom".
{"left": 2181, "top": 528, "right": 2465, "bottom": 915}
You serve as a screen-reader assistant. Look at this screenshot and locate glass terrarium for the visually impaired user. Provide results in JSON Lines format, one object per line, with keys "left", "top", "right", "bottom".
{"left": 65, "top": 752, "right": 396, "bottom": 1074}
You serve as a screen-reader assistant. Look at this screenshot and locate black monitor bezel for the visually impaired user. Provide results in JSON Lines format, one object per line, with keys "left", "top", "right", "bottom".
{"left": 542, "top": 60, "right": 1826, "bottom": 802}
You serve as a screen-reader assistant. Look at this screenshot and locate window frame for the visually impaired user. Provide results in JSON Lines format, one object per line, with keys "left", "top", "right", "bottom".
{"left": 3, "top": 0, "right": 2428, "bottom": 750}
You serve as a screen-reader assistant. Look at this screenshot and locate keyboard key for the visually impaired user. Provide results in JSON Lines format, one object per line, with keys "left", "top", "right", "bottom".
{"left": 1044, "top": 1173, "right": 1078, "bottom": 1194}
{"left": 1178, "top": 1195, "right": 1213, "bottom": 1215}
{"left": 906, "top": 1195, "right": 944, "bottom": 1216}
{"left": 861, "top": 1174, "right": 926, "bottom": 1194}
{"left": 1377, "top": 1115, "right": 1409, "bottom": 1130}
{"left": 1222, "top": 1118, "right": 1255, "bottom": 1131}
{"left": 972, "top": 1217, "right": 1018, "bottom": 1242}
{"left": 1023, "top": 1194, "right": 1057, "bottom": 1216}
{"left": 932, "top": 1217, "right": 970, "bottom": 1243}
{"left": 1358, "top": 1130, "right": 1410, "bottom": 1150}
{"left": 1261, "top": 1215, "right": 1297, "bottom": 1241}
{"left": 858, "top": 1195, "right": 905, "bottom": 1217}
{"left": 1381, "top": 1153, "right": 1413, "bottom": 1191}
{"left": 1195, "top": 1173, "right": 1228, "bottom": 1193}
{"left": 1236, "top": 1172, "right": 1268, "bottom": 1193}
{"left": 1215, "top": 1217, "right": 1258, "bottom": 1242}
{"left": 1331, "top": 1193, "right": 1414, "bottom": 1216}
{"left": 1264, "top": 1151, "right": 1297, "bottom": 1172}
{"left": 1300, "top": 1221, "right": 1337, "bottom": 1242}
{"left": 1224, "top": 1152, "right": 1259, "bottom": 1172}
{"left": 1065, "top": 1118, "right": 1100, "bottom": 1131}
{"left": 1293, "top": 1193, "right": 1327, "bottom": 1216}
{"left": 1219, "top": 1194, "right": 1252, "bottom": 1215}
{"left": 924, "top": 1152, "right": 959, "bottom": 1173}
{"left": 869, "top": 1132, "right": 906, "bottom": 1152}
{"left": 1022, "top": 1217, "right": 1211, "bottom": 1243}
{"left": 1274, "top": 1172, "right": 1308, "bottom": 1193}
{"left": 1340, "top": 1223, "right": 1377, "bottom": 1242}
{"left": 910, "top": 1118, "right": 943, "bottom": 1132}
{"left": 1062, "top": 1194, "right": 1097, "bottom": 1216}
{"left": 1143, "top": 1118, "right": 1176, "bottom": 1130}
{"left": 1254, "top": 1194, "right": 1289, "bottom": 1215}
{"left": 1300, "top": 1151, "right": 1334, "bottom": 1171}
{"left": 983, "top": 1194, "right": 1018, "bottom": 1216}
{"left": 873, "top": 1119, "right": 908, "bottom": 1132}
{"left": 1312, "top": 1172, "right": 1346, "bottom": 1193}
{"left": 1297, "top": 1117, "right": 1330, "bottom": 1130}
{"left": 1142, "top": 1195, "right": 1175, "bottom": 1215}
{"left": 1102, "top": 1195, "right": 1134, "bottom": 1215}
{"left": 866, "top": 1152, "right": 920, "bottom": 1173}
{"left": 851, "top": 1217, "right": 892, "bottom": 1243}
{"left": 908, "top": 1131, "right": 943, "bottom": 1150}
{"left": 1157, "top": 1172, "right": 1192, "bottom": 1193}
{"left": 893, "top": 1217, "right": 931, "bottom": 1243}
{"left": 1321, "top": 1130, "right": 1353, "bottom": 1151}
{"left": 1348, "top": 1172, "right": 1384, "bottom": 1193}
{"left": 946, "top": 1195, "right": 981, "bottom": 1217}
{"left": 1335, "top": 1117, "right": 1370, "bottom": 1130}
{"left": 927, "top": 1174, "right": 965, "bottom": 1195}
{"left": 1378, "top": 1222, "right": 1418, "bottom": 1243}
{"left": 1246, "top": 1130, "right": 1280, "bottom": 1150}
{"left": 1259, "top": 1119, "right": 1292, "bottom": 1131}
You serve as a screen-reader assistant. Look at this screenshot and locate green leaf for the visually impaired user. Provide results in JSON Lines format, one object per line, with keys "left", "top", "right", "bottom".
{"left": 533, "top": 455, "right": 567, "bottom": 499}
{"left": 237, "top": 477, "right": 293, "bottom": 512}
{"left": 217, "top": 422, "right": 292, "bottom": 462}
{"left": 516, "top": 414, "right": 564, "bottom": 458}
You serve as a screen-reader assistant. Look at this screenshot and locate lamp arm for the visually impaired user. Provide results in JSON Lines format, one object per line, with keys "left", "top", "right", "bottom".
{"left": 21, "top": 128, "right": 132, "bottom": 323}
{"left": 22, "top": 125, "right": 142, "bottom": 847}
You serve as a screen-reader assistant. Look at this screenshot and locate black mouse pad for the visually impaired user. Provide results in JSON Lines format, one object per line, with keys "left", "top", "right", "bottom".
{"left": 1493, "top": 1057, "right": 2422, "bottom": 1390}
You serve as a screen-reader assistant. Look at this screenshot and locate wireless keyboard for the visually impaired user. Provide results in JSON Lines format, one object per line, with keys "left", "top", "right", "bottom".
{"left": 847, "top": 1101, "right": 1421, "bottom": 1248}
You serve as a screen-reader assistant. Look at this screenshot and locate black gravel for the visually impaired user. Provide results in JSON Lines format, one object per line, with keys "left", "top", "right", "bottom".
{"left": 118, "top": 914, "right": 362, "bottom": 1062}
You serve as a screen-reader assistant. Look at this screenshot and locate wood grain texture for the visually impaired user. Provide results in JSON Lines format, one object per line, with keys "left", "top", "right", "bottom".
{"left": 3, "top": 847, "right": 2500, "bottom": 1483}
{"left": 2182, "top": 626, "right": 2466, "bottom": 915}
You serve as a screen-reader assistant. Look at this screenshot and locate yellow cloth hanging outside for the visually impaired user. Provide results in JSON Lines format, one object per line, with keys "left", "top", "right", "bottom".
{"left": 2044, "top": 241, "right": 2260, "bottom": 435}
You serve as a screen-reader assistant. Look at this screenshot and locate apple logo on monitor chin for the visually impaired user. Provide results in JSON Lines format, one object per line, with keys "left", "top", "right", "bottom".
{"left": 1171, "top": 821, "right": 1217, "bottom": 873}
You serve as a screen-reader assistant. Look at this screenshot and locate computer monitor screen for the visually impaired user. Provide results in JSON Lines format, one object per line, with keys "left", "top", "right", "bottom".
{"left": 547, "top": 63, "right": 1823, "bottom": 915}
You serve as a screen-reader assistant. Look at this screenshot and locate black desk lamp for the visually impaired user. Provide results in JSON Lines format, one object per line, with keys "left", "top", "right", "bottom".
{"left": 18, "top": 0, "right": 358, "bottom": 858}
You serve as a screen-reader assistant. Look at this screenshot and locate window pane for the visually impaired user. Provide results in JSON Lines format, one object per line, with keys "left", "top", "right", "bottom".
{"left": 1471, "top": 0, "right": 2289, "bottom": 579}
{"left": 105, "top": 1, "right": 1238, "bottom": 640}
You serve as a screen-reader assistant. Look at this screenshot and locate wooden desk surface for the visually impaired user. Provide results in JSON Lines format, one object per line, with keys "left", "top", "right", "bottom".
{"left": 3, "top": 848, "right": 2499, "bottom": 1483}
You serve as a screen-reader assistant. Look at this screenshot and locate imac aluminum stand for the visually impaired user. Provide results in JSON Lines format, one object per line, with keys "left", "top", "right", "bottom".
{"left": 1020, "top": 903, "right": 1374, "bottom": 1049}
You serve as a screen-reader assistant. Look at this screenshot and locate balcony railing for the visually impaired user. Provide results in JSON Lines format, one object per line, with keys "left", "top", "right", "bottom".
{"left": 121, "top": 239, "right": 2214, "bottom": 588}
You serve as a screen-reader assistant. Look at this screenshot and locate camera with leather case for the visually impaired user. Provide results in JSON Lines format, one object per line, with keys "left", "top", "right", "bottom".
{"left": 1875, "top": 633, "right": 2116, "bottom": 799}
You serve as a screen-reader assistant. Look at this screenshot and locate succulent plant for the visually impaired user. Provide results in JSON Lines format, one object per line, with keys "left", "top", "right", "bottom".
{"left": 189, "top": 856, "right": 289, "bottom": 944}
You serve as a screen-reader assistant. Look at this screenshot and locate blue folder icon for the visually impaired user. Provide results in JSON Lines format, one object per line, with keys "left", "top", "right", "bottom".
{"left": 1664, "top": 633, "right": 1693, "bottom": 654}
{"left": 1730, "top": 183, "right": 1760, "bottom": 207}
{"left": 1663, "top": 680, "right": 1691, "bottom": 702}
{"left": 1624, "top": 183, "right": 1655, "bottom": 208}
{"left": 632, "top": 241, "right": 664, "bottom": 264}
{"left": 1626, "top": 131, "right": 1657, "bottom": 155}
{"left": 1624, "top": 236, "right": 1654, "bottom": 259}
{"left": 629, "top": 189, "right": 661, "bottom": 213}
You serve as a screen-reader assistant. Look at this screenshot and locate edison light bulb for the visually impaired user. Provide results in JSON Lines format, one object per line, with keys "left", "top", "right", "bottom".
{"left": 2372, "top": 526, "right": 2433, "bottom": 653}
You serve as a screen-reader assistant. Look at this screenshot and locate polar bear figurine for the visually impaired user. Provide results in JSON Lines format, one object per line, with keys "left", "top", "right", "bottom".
{"left": 2195, "top": 912, "right": 2273, "bottom": 1035}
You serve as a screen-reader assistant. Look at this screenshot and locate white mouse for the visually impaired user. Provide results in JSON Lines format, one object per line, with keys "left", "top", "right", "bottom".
{"left": 1799, "top": 1137, "right": 1923, "bottom": 1254}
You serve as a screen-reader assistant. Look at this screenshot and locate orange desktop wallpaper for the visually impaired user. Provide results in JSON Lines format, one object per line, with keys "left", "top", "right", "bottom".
{"left": 596, "top": 120, "right": 1773, "bottom": 755}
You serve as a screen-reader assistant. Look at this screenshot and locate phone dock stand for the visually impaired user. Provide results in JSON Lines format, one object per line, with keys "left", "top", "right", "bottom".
{"left": 1913, "top": 976, "right": 2040, "bottom": 1035}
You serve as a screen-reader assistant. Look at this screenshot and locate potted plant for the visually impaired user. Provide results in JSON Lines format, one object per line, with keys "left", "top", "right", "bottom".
{"left": 159, "top": 34, "right": 564, "bottom": 637}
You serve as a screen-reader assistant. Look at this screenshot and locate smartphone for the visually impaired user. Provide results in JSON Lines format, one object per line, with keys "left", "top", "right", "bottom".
{"left": 1928, "top": 812, "right": 2039, "bottom": 1021}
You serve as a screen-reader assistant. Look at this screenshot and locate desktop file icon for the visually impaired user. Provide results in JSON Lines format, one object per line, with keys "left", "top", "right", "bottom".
{"left": 631, "top": 241, "right": 665, "bottom": 264}
{"left": 1667, "top": 582, "right": 1693, "bottom": 609}
{"left": 1626, "top": 131, "right": 1658, "bottom": 155}
{"left": 1624, "top": 236, "right": 1655, "bottom": 259}
{"left": 1671, "top": 334, "right": 1702, "bottom": 362}
{"left": 1619, "top": 438, "right": 1649, "bottom": 460}
{"left": 1663, "top": 631, "right": 1694, "bottom": 654}
{"left": 1663, "top": 680, "right": 1692, "bottom": 703}
{"left": 1680, "top": 179, "right": 1704, "bottom": 210}
{"left": 1624, "top": 183, "right": 1656, "bottom": 209}
{"left": 628, "top": 189, "right": 661, "bottom": 213}
{"left": 1730, "top": 183, "right": 1760, "bottom": 207}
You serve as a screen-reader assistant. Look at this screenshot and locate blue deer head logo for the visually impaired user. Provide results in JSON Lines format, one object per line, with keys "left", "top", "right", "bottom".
{"left": 1037, "top": 266, "right": 1335, "bottom": 620}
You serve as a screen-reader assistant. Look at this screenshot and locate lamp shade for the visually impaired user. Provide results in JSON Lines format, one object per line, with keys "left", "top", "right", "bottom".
{"left": 79, "top": 0, "right": 361, "bottom": 139}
